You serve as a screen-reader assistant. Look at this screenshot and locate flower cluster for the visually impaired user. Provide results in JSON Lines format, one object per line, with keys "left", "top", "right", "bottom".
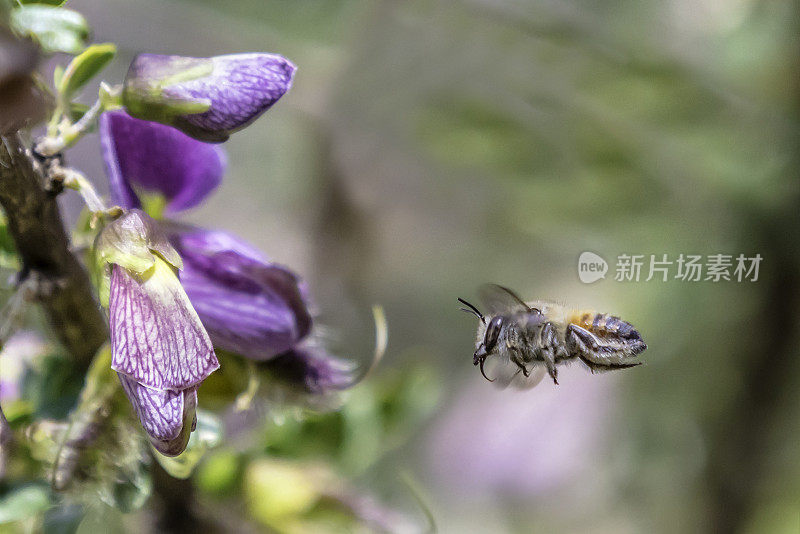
{"left": 97, "top": 53, "right": 350, "bottom": 455}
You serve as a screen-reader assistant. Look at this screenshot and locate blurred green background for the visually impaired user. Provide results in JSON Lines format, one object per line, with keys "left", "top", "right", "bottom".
{"left": 13, "top": 0, "right": 800, "bottom": 532}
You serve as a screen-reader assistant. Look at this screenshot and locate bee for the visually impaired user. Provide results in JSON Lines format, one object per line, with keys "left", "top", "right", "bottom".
{"left": 458, "top": 285, "right": 647, "bottom": 387}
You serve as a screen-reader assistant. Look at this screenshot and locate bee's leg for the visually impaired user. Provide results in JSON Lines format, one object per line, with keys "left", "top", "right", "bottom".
{"left": 542, "top": 354, "right": 558, "bottom": 384}
{"left": 508, "top": 349, "right": 530, "bottom": 377}
{"left": 566, "top": 324, "right": 641, "bottom": 371}
{"left": 539, "top": 322, "right": 561, "bottom": 384}
{"left": 505, "top": 332, "right": 531, "bottom": 378}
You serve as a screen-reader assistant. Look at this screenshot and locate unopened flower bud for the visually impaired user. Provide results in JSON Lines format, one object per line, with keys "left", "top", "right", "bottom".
{"left": 122, "top": 53, "right": 296, "bottom": 142}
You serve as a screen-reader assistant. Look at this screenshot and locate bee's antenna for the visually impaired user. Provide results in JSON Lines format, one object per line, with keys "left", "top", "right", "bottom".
{"left": 458, "top": 298, "right": 485, "bottom": 325}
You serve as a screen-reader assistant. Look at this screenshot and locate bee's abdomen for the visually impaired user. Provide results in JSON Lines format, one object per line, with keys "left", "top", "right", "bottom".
{"left": 569, "top": 312, "right": 643, "bottom": 342}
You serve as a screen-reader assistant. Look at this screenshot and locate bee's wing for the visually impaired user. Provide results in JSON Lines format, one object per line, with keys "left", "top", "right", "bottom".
{"left": 483, "top": 357, "right": 547, "bottom": 390}
{"left": 478, "top": 284, "right": 532, "bottom": 315}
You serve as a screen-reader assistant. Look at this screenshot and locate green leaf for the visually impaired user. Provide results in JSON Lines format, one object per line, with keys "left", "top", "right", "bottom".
{"left": 76, "top": 503, "right": 125, "bottom": 534}
{"left": 58, "top": 43, "right": 116, "bottom": 98}
{"left": 0, "top": 484, "right": 51, "bottom": 524}
{"left": 23, "top": 352, "right": 84, "bottom": 419}
{"left": 10, "top": 5, "right": 88, "bottom": 54}
{"left": 18, "top": 1, "right": 70, "bottom": 6}
{"left": 0, "top": 212, "right": 14, "bottom": 255}
{"left": 68, "top": 101, "right": 90, "bottom": 122}
{"left": 52, "top": 65, "right": 64, "bottom": 88}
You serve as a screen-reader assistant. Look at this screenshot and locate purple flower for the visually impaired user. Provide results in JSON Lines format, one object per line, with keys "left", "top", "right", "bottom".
{"left": 97, "top": 109, "right": 354, "bottom": 401}
{"left": 99, "top": 110, "right": 225, "bottom": 214}
{"left": 122, "top": 53, "right": 296, "bottom": 142}
{"left": 97, "top": 210, "right": 219, "bottom": 456}
{"left": 168, "top": 227, "right": 313, "bottom": 361}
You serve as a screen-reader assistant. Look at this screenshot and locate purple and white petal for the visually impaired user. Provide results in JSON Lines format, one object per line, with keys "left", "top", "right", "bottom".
{"left": 118, "top": 374, "right": 197, "bottom": 456}
{"left": 99, "top": 110, "right": 226, "bottom": 213}
{"left": 109, "top": 261, "right": 219, "bottom": 390}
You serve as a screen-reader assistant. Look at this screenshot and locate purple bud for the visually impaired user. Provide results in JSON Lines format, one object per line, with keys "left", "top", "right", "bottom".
{"left": 99, "top": 111, "right": 225, "bottom": 214}
{"left": 168, "top": 228, "right": 312, "bottom": 360}
{"left": 122, "top": 53, "right": 296, "bottom": 142}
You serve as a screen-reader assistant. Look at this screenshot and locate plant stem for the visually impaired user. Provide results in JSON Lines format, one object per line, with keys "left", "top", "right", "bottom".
{"left": 35, "top": 98, "right": 104, "bottom": 157}
{"left": 0, "top": 133, "right": 108, "bottom": 369}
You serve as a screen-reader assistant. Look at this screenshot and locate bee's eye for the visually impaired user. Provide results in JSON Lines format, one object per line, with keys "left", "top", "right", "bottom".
{"left": 484, "top": 316, "right": 503, "bottom": 351}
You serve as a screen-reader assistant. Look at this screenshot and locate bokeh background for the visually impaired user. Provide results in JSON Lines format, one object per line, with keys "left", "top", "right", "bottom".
{"left": 10, "top": 0, "right": 800, "bottom": 532}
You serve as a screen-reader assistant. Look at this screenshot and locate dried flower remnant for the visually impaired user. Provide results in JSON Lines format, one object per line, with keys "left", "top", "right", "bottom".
{"left": 122, "top": 53, "right": 296, "bottom": 142}
{"left": 96, "top": 210, "right": 218, "bottom": 455}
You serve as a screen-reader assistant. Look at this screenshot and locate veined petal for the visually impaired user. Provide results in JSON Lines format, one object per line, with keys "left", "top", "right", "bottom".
{"left": 122, "top": 53, "right": 296, "bottom": 142}
{"left": 99, "top": 111, "right": 225, "bottom": 213}
{"left": 118, "top": 373, "right": 197, "bottom": 456}
{"left": 172, "top": 53, "right": 296, "bottom": 140}
{"left": 109, "top": 258, "right": 219, "bottom": 390}
{"left": 168, "top": 228, "right": 312, "bottom": 360}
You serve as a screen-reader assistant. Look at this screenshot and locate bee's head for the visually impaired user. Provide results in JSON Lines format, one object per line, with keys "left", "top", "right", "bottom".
{"left": 473, "top": 315, "right": 505, "bottom": 382}
{"left": 459, "top": 298, "right": 496, "bottom": 382}
{"left": 475, "top": 315, "right": 503, "bottom": 359}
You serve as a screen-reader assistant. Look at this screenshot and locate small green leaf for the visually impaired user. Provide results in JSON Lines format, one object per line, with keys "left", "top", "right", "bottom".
{"left": 18, "top": 1, "right": 70, "bottom": 6}
{"left": 0, "top": 484, "right": 51, "bottom": 524}
{"left": 0, "top": 212, "right": 16, "bottom": 256}
{"left": 53, "top": 65, "right": 64, "bottom": 88}
{"left": 58, "top": 43, "right": 116, "bottom": 98}
{"left": 10, "top": 5, "right": 88, "bottom": 54}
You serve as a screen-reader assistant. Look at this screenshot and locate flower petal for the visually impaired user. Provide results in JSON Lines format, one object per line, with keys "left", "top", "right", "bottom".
{"left": 117, "top": 373, "right": 196, "bottom": 456}
{"left": 172, "top": 53, "right": 296, "bottom": 140}
{"left": 99, "top": 110, "right": 225, "bottom": 213}
{"left": 169, "top": 228, "right": 312, "bottom": 360}
{"left": 109, "top": 259, "right": 219, "bottom": 390}
{"left": 122, "top": 53, "right": 296, "bottom": 142}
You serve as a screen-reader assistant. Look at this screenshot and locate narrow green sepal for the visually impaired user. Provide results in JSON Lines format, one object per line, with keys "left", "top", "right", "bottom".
{"left": 122, "top": 55, "right": 213, "bottom": 125}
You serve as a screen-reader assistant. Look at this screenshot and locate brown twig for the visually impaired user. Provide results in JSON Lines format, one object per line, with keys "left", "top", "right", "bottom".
{"left": 0, "top": 133, "right": 107, "bottom": 369}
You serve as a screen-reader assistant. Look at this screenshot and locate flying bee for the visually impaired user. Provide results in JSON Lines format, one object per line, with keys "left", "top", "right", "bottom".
{"left": 458, "top": 285, "right": 647, "bottom": 387}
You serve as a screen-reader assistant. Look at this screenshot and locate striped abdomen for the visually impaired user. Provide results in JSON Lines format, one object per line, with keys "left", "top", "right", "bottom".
{"left": 568, "top": 311, "right": 644, "bottom": 343}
